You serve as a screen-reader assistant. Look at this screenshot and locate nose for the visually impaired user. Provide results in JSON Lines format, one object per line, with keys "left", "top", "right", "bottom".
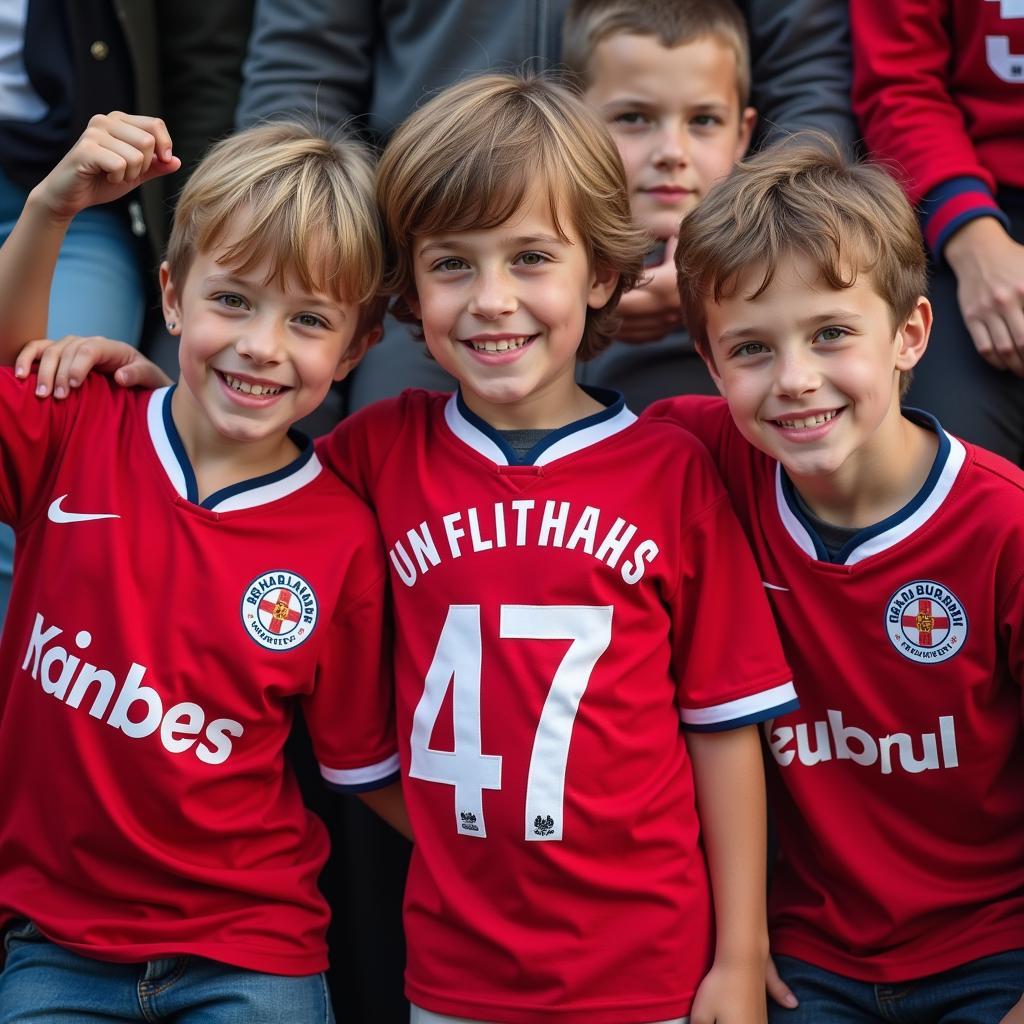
{"left": 235, "top": 317, "right": 284, "bottom": 364}
{"left": 467, "top": 266, "right": 517, "bottom": 320}
{"left": 652, "top": 124, "right": 689, "bottom": 170}
{"left": 773, "top": 346, "right": 821, "bottom": 398}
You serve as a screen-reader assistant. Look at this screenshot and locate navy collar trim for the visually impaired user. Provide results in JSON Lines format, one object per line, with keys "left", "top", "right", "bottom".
{"left": 446, "top": 387, "right": 636, "bottom": 466}
{"left": 147, "top": 386, "right": 322, "bottom": 511}
{"left": 775, "top": 409, "right": 966, "bottom": 566}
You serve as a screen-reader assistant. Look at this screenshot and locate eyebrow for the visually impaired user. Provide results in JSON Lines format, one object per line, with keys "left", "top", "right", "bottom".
{"left": 418, "top": 234, "right": 568, "bottom": 258}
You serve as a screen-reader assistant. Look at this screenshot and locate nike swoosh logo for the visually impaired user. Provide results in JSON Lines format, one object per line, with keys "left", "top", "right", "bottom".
{"left": 762, "top": 581, "right": 789, "bottom": 592}
{"left": 48, "top": 495, "right": 120, "bottom": 524}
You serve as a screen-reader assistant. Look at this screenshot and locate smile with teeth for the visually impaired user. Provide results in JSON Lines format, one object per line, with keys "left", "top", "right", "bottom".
{"left": 222, "top": 373, "right": 285, "bottom": 397}
{"left": 467, "top": 336, "right": 534, "bottom": 353}
{"left": 773, "top": 409, "right": 840, "bottom": 429}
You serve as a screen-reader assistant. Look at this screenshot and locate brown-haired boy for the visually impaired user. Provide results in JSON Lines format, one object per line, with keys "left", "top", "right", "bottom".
{"left": 0, "top": 114, "right": 404, "bottom": 1020}
{"left": 648, "top": 140, "right": 1024, "bottom": 1022}
{"left": 565, "top": 0, "right": 755, "bottom": 405}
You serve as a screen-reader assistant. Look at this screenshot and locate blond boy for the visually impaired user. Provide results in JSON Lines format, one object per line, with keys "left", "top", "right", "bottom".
{"left": 0, "top": 115, "right": 403, "bottom": 1021}
{"left": 649, "top": 141, "right": 1024, "bottom": 1023}
{"left": 564, "top": 0, "right": 754, "bottom": 404}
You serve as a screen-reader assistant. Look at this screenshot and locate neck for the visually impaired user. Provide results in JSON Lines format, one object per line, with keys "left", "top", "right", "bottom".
{"left": 170, "top": 386, "right": 300, "bottom": 502}
{"left": 791, "top": 412, "right": 939, "bottom": 529}
{"left": 462, "top": 380, "right": 603, "bottom": 431}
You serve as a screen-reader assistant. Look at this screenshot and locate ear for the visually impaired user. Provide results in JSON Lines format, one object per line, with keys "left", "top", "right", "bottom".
{"left": 332, "top": 324, "right": 383, "bottom": 382}
{"left": 587, "top": 263, "right": 619, "bottom": 309}
{"left": 894, "top": 295, "right": 931, "bottom": 373}
{"left": 405, "top": 291, "right": 422, "bottom": 320}
{"left": 697, "top": 340, "right": 726, "bottom": 397}
{"left": 159, "top": 262, "right": 183, "bottom": 335}
{"left": 736, "top": 107, "right": 757, "bottom": 161}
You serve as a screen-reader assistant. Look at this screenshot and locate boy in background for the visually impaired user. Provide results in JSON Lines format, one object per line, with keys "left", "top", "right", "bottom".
{"left": 0, "top": 113, "right": 402, "bottom": 1021}
{"left": 563, "top": 0, "right": 755, "bottom": 407}
{"left": 649, "top": 141, "right": 1024, "bottom": 1022}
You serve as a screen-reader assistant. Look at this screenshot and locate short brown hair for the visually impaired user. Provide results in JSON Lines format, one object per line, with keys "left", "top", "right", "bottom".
{"left": 166, "top": 121, "right": 385, "bottom": 331}
{"left": 376, "top": 73, "right": 648, "bottom": 360}
{"left": 563, "top": 0, "right": 751, "bottom": 107}
{"left": 675, "top": 135, "right": 926, "bottom": 395}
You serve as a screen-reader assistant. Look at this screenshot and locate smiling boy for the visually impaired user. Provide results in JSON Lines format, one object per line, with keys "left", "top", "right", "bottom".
{"left": 0, "top": 114, "right": 402, "bottom": 1022}
{"left": 316, "top": 75, "right": 796, "bottom": 1024}
{"left": 564, "top": 0, "right": 755, "bottom": 403}
{"left": 648, "top": 140, "right": 1024, "bottom": 1022}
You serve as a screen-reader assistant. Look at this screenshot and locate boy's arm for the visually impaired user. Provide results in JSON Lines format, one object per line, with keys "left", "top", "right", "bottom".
{"left": 687, "top": 726, "right": 769, "bottom": 1024}
{"left": 0, "top": 113, "right": 178, "bottom": 365}
{"left": 357, "top": 781, "right": 413, "bottom": 842}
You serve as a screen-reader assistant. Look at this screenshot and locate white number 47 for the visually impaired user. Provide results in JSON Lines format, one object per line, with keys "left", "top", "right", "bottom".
{"left": 409, "top": 604, "right": 613, "bottom": 842}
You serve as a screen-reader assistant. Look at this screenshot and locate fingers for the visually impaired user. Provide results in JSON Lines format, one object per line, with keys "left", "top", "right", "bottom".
{"left": 765, "top": 958, "right": 799, "bottom": 1010}
{"left": 113, "top": 355, "right": 173, "bottom": 390}
{"left": 81, "top": 112, "right": 174, "bottom": 184}
{"left": 14, "top": 338, "right": 53, "bottom": 381}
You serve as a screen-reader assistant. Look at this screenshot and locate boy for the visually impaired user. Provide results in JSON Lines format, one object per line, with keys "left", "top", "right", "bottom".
{"left": 322, "top": 75, "right": 795, "bottom": 1024}
{"left": 33, "top": 79, "right": 797, "bottom": 1023}
{"left": 648, "top": 140, "right": 1024, "bottom": 1021}
{"left": 0, "top": 114, "right": 403, "bottom": 1020}
{"left": 563, "top": 0, "right": 755, "bottom": 406}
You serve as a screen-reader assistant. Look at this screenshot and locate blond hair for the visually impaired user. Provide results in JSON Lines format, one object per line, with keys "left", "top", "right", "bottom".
{"left": 675, "top": 135, "right": 926, "bottom": 395}
{"left": 376, "top": 73, "right": 647, "bottom": 360}
{"left": 166, "top": 121, "right": 385, "bottom": 329}
{"left": 563, "top": 0, "right": 751, "bottom": 106}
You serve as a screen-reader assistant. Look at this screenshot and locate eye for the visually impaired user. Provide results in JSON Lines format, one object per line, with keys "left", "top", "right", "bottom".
{"left": 691, "top": 113, "right": 724, "bottom": 128}
{"left": 295, "top": 312, "right": 328, "bottom": 329}
{"left": 432, "top": 257, "right": 469, "bottom": 272}
{"left": 515, "top": 251, "right": 549, "bottom": 267}
{"left": 214, "top": 292, "right": 248, "bottom": 310}
{"left": 733, "top": 341, "right": 768, "bottom": 358}
{"left": 612, "top": 111, "right": 650, "bottom": 127}
{"left": 817, "top": 326, "right": 848, "bottom": 343}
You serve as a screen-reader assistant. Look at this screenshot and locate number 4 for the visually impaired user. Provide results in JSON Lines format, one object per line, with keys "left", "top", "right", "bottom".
{"left": 409, "top": 604, "right": 613, "bottom": 841}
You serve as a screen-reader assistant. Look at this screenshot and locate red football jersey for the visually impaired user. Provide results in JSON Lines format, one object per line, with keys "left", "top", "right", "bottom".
{"left": 0, "top": 372, "right": 398, "bottom": 974}
{"left": 319, "top": 389, "right": 795, "bottom": 1024}
{"left": 648, "top": 396, "right": 1024, "bottom": 981}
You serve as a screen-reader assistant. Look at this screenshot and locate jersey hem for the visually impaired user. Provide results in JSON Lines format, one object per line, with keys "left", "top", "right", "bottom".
{"left": 771, "top": 925, "right": 1024, "bottom": 983}
{"left": 18, "top": 924, "right": 328, "bottom": 976}
{"left": 405, "top": 984, "right": 691, "bottom": 1024}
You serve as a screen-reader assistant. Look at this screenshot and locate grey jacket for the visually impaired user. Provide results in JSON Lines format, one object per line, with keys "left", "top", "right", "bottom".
{"left": 236, "top": 0, "right": 856, "bottom": 151}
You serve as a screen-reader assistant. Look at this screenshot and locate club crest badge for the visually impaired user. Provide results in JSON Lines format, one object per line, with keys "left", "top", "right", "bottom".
{"left": 242, "top": 570, "right": 318, "bottom": 651}
{"left": 885, "top": 580, "right": 966, "bottom": 664}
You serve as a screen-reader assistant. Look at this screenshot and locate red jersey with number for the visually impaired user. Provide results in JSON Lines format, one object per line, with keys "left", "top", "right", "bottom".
{"left": 0, "top": 372, "right": 398, "bottom": 974}
{"left": 318, "top": 388, "right": 795, "bottom": 1023}
{"left": 648, "top": 395, "right": 1024, "bottom": 981}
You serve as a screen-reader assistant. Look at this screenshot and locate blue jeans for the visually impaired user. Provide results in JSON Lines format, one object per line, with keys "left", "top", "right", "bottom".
{"left": 769, "top": 951, "right": 1024, "bottom": 1023}
{"left": 0, "top": 920, "right": 336, "bottom": 1024}
{"left": 0, "top": 168, "right": 146, "bottom": 628}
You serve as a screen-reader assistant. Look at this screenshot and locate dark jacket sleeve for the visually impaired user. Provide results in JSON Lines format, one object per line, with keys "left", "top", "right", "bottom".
{"left": 742, "top": 0, "right": 857, "bottom": 154}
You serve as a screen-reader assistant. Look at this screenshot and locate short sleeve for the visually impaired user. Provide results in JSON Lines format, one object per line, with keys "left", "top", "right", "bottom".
{"left": 302, "top": 494, "right": 398, "bottom": 792}
{"left": 0, "top": 369, "right": 85, "bottom": 527}
{"left": 668, "top": 456, "right": 796, "bottom": 731}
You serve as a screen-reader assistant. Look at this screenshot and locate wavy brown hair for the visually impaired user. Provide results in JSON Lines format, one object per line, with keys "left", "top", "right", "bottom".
{"left": 376, "top": 73, "right": 648, "bottom": 361}
{"left": 675, "top": 134, "right": 926, "bottom": 395}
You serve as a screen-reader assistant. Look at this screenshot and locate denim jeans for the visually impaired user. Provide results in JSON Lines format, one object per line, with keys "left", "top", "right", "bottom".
{"left": 769, "top": 950, "right": 1024, "bottom": 1023}
{"left": 0, "top": 920, "right": 336, "bottom": 1024}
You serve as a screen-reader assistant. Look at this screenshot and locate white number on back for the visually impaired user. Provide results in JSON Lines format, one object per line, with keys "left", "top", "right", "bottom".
{"left": 408, "top": 604, "right": 613, "bottom": 841}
